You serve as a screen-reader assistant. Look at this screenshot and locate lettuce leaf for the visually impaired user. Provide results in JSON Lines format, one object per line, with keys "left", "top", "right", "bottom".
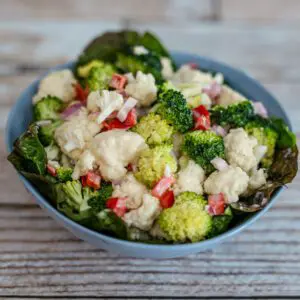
{"left": 8, "top": 124, "right": 47, "bottom": 175}
{"left": 231, "top": 145, "right": 298, "bottom": 212}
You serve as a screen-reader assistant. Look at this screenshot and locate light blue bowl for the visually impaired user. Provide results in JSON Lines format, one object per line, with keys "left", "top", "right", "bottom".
{"left": 6, "top": 52, "right": 292, "bottom": 258}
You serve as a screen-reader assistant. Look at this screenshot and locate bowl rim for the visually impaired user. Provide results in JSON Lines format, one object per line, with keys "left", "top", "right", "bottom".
{"left": 5, "top": 51, "right": 291, "bottom": 250}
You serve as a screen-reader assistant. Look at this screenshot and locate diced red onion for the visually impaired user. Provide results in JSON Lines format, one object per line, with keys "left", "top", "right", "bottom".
{"left": 254, "top": 145, "right": 268, "bottom": 162}
{"left": 202, "top": 81, "right": 222, "bottom": 99}
{"left": 117, "top": 97, "right": 138, "bottom": 122}
{"left": 112, "top": 180, "right": 123, "bottom": 186}
{"left": 210, "top": 157, "right": 229, "bottom": 171}
{"left": 253, "top": 102, "right": 268, "bottom": 118}
{"left": 61, "top": 102, "right": 83, "bottom": 119}
{"left": 211, "top": 125, "right": 227, "bottom": 137}
{"left": 164, "top": 165, "right": 172, "bottom": 177}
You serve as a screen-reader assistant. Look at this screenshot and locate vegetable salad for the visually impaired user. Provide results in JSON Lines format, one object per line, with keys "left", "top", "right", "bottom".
{"left": 8, "top": 30, "right": 298, "bottom": 244}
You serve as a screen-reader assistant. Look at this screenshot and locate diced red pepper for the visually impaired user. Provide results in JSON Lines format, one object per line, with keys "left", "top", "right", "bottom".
{"left": 208, "top": 193, "right": 225, "bottom": 215}
{"left": 123, "top": 108, "right": 137, "bottom": 127}
{"left": 102, "top": 108, "right": 137, "bottom": 131}
{"left": 106, "top": 197, "right": 127, "bottom": 217}
{"left": 109, "top": 74, "right": 127, "bottom": 90}
{"left": 47, "top": 164, "right": 57, "bottom": 177}
{"left": 159, "top": 190, "right": 175, "bottom": 209}
{"left": 74, "top": 83, "right": 89, "bottom": 103}
{"left": 193, "top": 105, "right": 211, "bottom": 130}
{"left": 152, "top": 176, "right": 176, "bottom": 199}
{"left": 85, "top": 171, "right": 101, "bottom": 190}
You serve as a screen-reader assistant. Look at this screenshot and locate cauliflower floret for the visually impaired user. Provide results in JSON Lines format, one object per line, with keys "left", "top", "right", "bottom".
{"left": 224, "top": 128, "right": 258, "bottom": 172}
{"left": 150, "top": 222, "right": 168, "bottom": 240}
{"left": 217, "top": 85, "right": 246, "bottom": 107}
{"left": 204, "top": 166, "right": 249, "bottom": 203}
{"left": 160, "top": 57, "right": 174, "bottom": 79}
{"left": 33, "top": 69, "right": 76, "bottom": 104}
{"left": 172, "top": 65, "right": 214, "bottom": 84}
{"left": 125, "top": 71, "right": 157, "bottom": 107}
{"left": 123, "top": 194, "right": 161, "bottom": 231}
{"left": 87, "top": 90, "right": 124, "bottom": 123}
{"left": 248, "top": 168, "right": 267, "bottom": 190}
{"left": 72, "top": 150, "right": 96, "bottom": 180}
{"left": 174, "top": 160, "right": 205, "bottom": 195}
{"left": 90, "top": 130, "right": 147, "bottom": 181}
{"left": 54, "top": 108, "right": 100, "bottom": 160}
{"left": 112, "top": 173, "right": 147, "bottom": 209}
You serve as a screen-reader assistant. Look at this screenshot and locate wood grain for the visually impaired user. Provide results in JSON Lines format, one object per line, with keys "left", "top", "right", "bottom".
{"left": 220, "top": 0, "right": 300, "bottom": 22}
{"left": 0, "top": 0, "right": 212, "bottom": 22}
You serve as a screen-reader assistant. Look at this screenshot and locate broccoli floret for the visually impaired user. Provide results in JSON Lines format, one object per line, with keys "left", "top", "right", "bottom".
{"left": 210, "top": 100, "right": 254, "bottom": 128}
{"left": 158, "top": 192, "right": 212, "bottom": 243}
{"left": 182, "top": 131, "right": 225, "bottom": 173}
{"left": 175, "top": 191, "right": 207, "bottom": 209}
{"left": 33, "top": 96, "right": 64, "bottom": 121}
{"left": 245, "top": 117, "right": 278, "bottom": 168}
{"left": 85, "top": 64, "right": 115, "bottom": 91}
{"left": 38, "top": 120, "right": 63, "bottom": 146}
{"left": 90, "top": 209, "right": 127, "bottom": 239}
{"left": 270, "top": 117, "right": 296, "bottom": 149}
{"left": 87, "top": 181, "right": 113, "bottom": 213}
{"left": 77, "top": 60, "right": 105, "bottom": 78}
{"left": 131, "top": 113, "right": 174, "bottom": 146}
{"left": 134, "top": 145, "right": 177, "bottom": 187}
{"left": 116, "top": 52, "right": 163, "bottom": 82}
{"left": 56, "top": 180, "right": 91, "bottom": 222}
{"left": 207, "top": 207, "right": 233, "bottom": 238}
{"left": 56, "top": 167, "right": 73, "bottom": 182}
{"left": 155, "top": 89, "right": 193, "bottom": 133}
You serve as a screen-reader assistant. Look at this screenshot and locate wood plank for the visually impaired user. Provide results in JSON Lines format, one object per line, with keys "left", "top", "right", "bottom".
{"left": 220, "top": 0, "right": 300, "bottom": 22}
{"left": 0, "top": 0, "right": 212, "bottom": 22}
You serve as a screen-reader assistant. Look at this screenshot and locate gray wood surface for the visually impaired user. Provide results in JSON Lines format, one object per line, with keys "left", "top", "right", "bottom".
{"left": 1, "top": 1, "right": 300, "bottom": 298}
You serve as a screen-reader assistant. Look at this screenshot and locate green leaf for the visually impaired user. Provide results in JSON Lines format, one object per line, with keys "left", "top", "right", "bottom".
{"left": 140, "top": 32, "right": 172, "bottom": 60}
{"left": 8, "top": 124, "right": 47, "bottom": 175}
{"left": 207, "top": 207, "right": 233, "bottom": 238}
{"left": 231, "top": 145, "right": 298, "bottom": 212}
{"left": 76, "top": 30, "right": 141, "bottom": 70}
{"left": 21, "top": 171, "right": 57, "bottom": 204}
{"left": 270, "top": 117, "right": 296, "bottom": 148}
{"left": 90, "top": 209, "right": 127, "bottom": 239}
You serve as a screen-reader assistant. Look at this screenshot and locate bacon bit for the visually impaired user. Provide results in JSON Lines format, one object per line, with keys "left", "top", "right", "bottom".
{"left": 47, "top": 164, "right": 57, "bottom": 177}
{"left": 74, "top": 83, "right": 89, "bottom": 103}
{"left": 106, "top": 197, "right": 127, "bottom": 217}
{"left": 109, "top": 74, "right": 127, "bottom": 90}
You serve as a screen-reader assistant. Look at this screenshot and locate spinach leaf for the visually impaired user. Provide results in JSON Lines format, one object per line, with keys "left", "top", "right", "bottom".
{"left": 21, "top": 171, "right": 57, "bottom": 204}
{"left": 8, "top": 124, "right": 47, "bottom": 175}
{"left": 76, "top": 30, "right": 140, "bottom": 69}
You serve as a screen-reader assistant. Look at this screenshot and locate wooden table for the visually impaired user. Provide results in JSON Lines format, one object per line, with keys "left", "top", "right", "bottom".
{"left": 1, "top": 1, "right": 300, "bottom": 298}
